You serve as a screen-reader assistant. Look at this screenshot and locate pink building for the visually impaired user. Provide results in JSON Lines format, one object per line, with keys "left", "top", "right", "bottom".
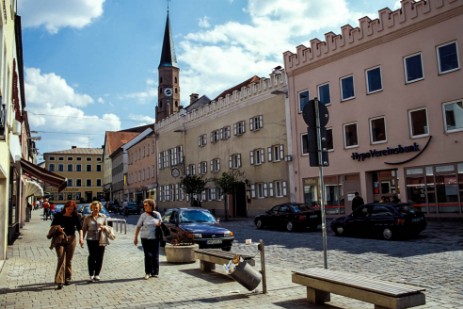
{"left": 284, "top": 0, "right": 463, "bottom": 218}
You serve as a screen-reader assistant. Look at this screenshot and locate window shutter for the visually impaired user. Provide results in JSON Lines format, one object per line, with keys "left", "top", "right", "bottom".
{"left": 269, "top": 182, "right": 274, "bottom": 197}
{"left": 229, "top": 156, "right": 233, "bottom": 168}
{"left": 238, "top": 154, "right": 241, "bottom": 167}
{"left": 259, "top": 115, "right": 263, "bottom": 128}
{"left": 158, "top": 153, "right": 162, "bottom": 169}
{"left": 267, "top": 147, "right": 273, "bottom": 162}
{"left": 251, "top": 185, "right": 256, "bottom": 198}
{"left": 250, "top": 151, "right": 254, "bottom": 165}
{"left": 279, "top": 144, "right": 284, "bottom": 160}
{"left": 283, "top": 181, "right": 287, "bottom": 196}
{"left": 263, "top": 183, "right": 268, "bottom": 197}
{"left": 260, "top": 149, "right": 265, "bottom": 163}
{"left": 233, "top": 123, "right": 237, "bottom": 135}
{"left": 250, "top": 118, "right": 254, "bottom": 131}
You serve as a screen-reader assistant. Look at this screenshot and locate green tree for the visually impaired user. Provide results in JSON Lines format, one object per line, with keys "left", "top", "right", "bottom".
{"left": 214, "top": 172, "right": 237, "bottom": 221}
{"left": 181, "top": 174, "right": 207, "bottom": 206}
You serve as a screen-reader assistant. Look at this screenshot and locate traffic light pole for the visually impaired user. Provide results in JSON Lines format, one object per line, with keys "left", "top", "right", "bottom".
{"left": 314, "top": 98, "right": 328, "bottom": 269}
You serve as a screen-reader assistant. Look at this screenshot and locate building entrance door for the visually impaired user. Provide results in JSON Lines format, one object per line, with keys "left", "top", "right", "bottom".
{"left": 370, "top": 169, "right": 399, "bottom": 203}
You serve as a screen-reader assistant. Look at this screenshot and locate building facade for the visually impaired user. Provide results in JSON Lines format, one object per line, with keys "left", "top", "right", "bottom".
{"left": 155, "top": 70, "right": 291, "bottom": 217}
{"left": 44, "top": 147, "right": 104, "bottom": 203}
{"left": 283, "top": 0, "right": 463, "bottom": 217}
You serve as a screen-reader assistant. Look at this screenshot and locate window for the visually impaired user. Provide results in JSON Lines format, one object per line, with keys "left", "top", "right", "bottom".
{"left": 86, "top": 157, "right": 91, "bottom": 161}
{"left": 86, "top": 164, "right": 91, "bottom": 172}
{"left": 49, "top": 164, "right": 55, "bottom": 172}
{"left": 340, "top": 75, "right": 355, "bottom": 101}
{"left": 76, "top": 164, "right": 82, "bottom": 172}
{"left": 268, "top": 144, "right": 284, "bottom": 162}
{"left": 221, "top": 126, "right": 231, "bottom": 140}
{"left": 96, "top": 164, "right": 102, "bottom": 172}
{"left": 67, "top": 157, "right": 73, "bottom": 161}
{"left": 96, "top": 179, "right": 102, "bottom": 186}
{"left": 255, "top": 183, "right": 267, "bottom": 198}
{"left": 58, "top": 164, "right": 64, "bottom": 172}
{"left": 76, "top": 157, "right": 81, "bottom": 161}
{"left": 97, "top": 157, "right": 102, "bottom": 162}
{"left": 370, "top": 117, "right": 387, "bottom": 143}
{"left": 49, "top": 156, "right": 55, "bottom": 161}
{"left": 67, "top": 164, "right": 73, "bottom": 172}
{"left": 210, "top": 158, "right": 220, "bottom": 173}
{"left": 409, "top": 108, "right": 429, "bottom": 137}
{"left": 437, "top": 41, "right": 459, "bottom": 74}
{"left": 325, "top": 128, "right": 333, "bottom": 150}
{"left": 210, "top": 130, "right": 220, "bottom": 143}
{"left": 404, "top": 53, "right": 424, "bottom": 83}
{"left": 58, "top": 157, "right": 64, "bottom": 161}
{"left": 250, "top": 148, "right": 265, "bottom": 165}
{"left": 229, "top": 153, "right": 241, "bottom": 169}
{"left": 250, "top": 115, "right": 263, "bottom": 131}
{"left": 198, "top": 134, "right": 207, "bottom": 147}
{"left": 187, "top": 164, "right": 196, "bottom": 175}
{"left": 344, "top": 123, "right": 358, "bottom": 148}
{"left": 443, "top": 100, "right": 463, "bottom": 133}
{"left": 199, "top": 161, "right": 207, "bottom": 174}
{"left": 366, "top": 66, "right": 382, "bottom": 93}
{"left": 318, "top": 83, "right": 330, "bottom": 105}
{"left": 299, "top": 90, "right": 309, "bottom": 112}
{"left": 86, "top": 179, "right": 92, "bottom": 186}
{"left": 273, "top": 181, "right": 287, "bottom": 197}
{"left": 67, "top": 179, "right": 73, "bottom": 187}
{"left": 233, "top": 121, "right": 246, "bottom": 136}
{"left": 76, "top": 179, "right": 82, "bottom": 187}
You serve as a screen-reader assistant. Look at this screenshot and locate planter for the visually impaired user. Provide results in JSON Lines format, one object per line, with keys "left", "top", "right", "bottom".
{"left": 164, "top": 243, "right": 199, "bottom": 263}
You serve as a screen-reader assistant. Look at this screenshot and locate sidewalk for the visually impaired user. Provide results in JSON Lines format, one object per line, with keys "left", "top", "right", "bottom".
{"left": 2, "top": 210, "right": 457, "bottom": 309}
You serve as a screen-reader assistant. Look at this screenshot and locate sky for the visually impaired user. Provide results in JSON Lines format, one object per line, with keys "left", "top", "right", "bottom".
{"left": 18, "top": 0, "right": 401, "bottom": 162}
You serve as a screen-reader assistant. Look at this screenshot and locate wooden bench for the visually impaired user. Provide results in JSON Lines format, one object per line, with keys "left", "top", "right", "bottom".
{"left": 292, "top": 268, "right": 425, "bottom": 309}
{"left": 194, "top": 248, "right": 255, "bottom": 272}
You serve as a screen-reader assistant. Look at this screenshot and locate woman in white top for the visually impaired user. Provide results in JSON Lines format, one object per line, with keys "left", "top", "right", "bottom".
{"left": 134, "top": 199, "right": 162, "bottom": 280}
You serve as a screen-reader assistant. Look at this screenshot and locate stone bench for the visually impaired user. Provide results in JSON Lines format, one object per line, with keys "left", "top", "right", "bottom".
{"left": 292, "top": 268, "right": 425, "bottom": 309}
{"left": 194, "top": 248, "right": 255, "bottom": 272}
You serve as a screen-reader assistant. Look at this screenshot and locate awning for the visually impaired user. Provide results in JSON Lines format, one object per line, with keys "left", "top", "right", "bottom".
{"left": 20, "top": 159, "right": 67, "bottom": 192}
{"left": 24, "top": 179, "right": 44, "bottom": 198}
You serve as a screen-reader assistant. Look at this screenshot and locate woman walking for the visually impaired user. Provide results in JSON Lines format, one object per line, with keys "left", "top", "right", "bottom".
{"left": 82, "top": 201, "right": 109, "bottom": 282}
{"left": 134, "top": 199, "right": 162, "bottom": 279}
{"left": 48, "top": 200, "right": 84, "bottom": 289}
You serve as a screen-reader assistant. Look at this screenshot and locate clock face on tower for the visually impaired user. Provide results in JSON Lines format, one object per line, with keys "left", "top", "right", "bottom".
{"left": 164, "top": 88, "right": 173, "bottom": 96}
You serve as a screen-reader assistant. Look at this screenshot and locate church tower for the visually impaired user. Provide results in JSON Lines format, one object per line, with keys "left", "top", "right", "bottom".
{"left": 156, "top": 9, "right": 180, "bottom": 122}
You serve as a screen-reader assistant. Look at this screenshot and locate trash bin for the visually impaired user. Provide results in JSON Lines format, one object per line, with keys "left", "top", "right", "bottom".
{"left": 227, "top": 258, "right": 262, "bottom": 291}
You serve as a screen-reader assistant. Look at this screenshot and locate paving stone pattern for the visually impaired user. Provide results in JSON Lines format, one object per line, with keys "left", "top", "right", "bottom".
{"left": 0, "top": 211, "right": 462, "bottom": 309}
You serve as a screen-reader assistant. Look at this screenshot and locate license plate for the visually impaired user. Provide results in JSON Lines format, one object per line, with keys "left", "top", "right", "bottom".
{"left": 412, "top": 217, "right": 422, "bottom": 222}
{"left": 207, "top": 239, "right": 222, "bottom": 244}
{"left": 309, "top": 215, "right": 318, "bottom": 219}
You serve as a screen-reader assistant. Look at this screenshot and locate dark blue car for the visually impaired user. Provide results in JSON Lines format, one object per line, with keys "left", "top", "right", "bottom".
{"left": 161, "top": 208, "right": 234, "bottom": 251}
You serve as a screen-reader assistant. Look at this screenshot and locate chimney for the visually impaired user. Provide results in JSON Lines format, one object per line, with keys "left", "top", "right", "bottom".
{"left": 72, "top": 146, "right": 77, "bottom": 149}
{"left": 190, "top": 93, "right": 199, "bottom": 104}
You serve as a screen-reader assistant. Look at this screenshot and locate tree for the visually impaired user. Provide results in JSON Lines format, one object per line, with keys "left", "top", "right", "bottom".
{"left": 180, "top": 174, "right": 207, "bottom": 207}
{"left": 214, "top": 172, "right": 237, "bottom": 221}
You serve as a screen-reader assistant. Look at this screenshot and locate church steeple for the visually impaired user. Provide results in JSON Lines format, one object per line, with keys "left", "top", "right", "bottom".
{"left": 156, "top": 8, "right": 180, "bottom": 122}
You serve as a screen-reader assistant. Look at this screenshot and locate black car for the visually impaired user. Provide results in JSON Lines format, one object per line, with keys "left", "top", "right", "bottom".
{"left": 254, "top": 203, "right": 322, "bottom": 232}
{"left": 161, "top": 208, "right": 234, "bottom": 251}
{"left": 122, "top": 202, "right": 140, "bottom": 216}
{"left": 330, "top": 203, "right": 427, "bottom": 240}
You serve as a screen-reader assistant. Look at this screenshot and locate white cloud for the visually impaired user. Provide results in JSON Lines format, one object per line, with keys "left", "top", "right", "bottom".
{"left": 25, "top": 67, "right": 121, "bottom": 148}
{"left": 18, "top": 0, "right": 105, "bottom": 34}
{"left": 198, "top": 16, "right": 211, "bottom": 28}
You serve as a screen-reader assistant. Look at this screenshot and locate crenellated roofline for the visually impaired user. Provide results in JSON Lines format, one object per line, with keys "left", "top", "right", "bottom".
{"left": 284, "top": 0, "right": 463, "bottom": 73}
{"left": 155, "top": 68, "right": 287, "bottom": 132}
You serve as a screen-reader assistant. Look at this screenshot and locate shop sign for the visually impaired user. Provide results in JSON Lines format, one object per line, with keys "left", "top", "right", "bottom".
{"left": 351, "top": 143, "right": 420, "bottom": 162}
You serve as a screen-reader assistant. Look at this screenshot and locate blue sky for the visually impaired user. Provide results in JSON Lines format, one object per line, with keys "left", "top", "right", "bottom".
{"left": 18, "top": 0, "right": 400, "bottom": 161}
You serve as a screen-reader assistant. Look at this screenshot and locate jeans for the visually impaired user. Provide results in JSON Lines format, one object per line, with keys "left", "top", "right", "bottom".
{"left": 86, "top": 240, "right": 106, "bottom": 276}
{"left": 141, "top": 238, "right": 160, "bottom": 276}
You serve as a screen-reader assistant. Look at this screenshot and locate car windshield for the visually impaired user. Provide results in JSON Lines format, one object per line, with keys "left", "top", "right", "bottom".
{"left": 395, "top": 204, "right": 418, "bottom": 214}
{"left": 289, "top": 204, "right": 311, "bottom": 213}
{"left": 179, "top": 210, "right": 216, "bottom": 223}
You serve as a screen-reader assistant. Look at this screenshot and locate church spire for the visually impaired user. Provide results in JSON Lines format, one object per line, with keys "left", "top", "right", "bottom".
{"left": 159, "top": 10, "right": 178, "bottom": 68}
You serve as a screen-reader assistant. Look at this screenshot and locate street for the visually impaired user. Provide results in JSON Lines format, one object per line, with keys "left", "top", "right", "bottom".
{"left": 0, "top": 211, "right": 462, "bottom": 309}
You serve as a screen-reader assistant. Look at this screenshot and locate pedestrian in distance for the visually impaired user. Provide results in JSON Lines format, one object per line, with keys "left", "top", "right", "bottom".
{"left": 351, "top": 192, "right": 364, "bottom": 212}
{"left": 48, "top": 200, "right": 84, "bottom": 290}
{"left": 134, "top": 199, "right": 162, "bottom": 280}
{"left": 43, "top": 198, "right": 50, "bottom": 220}
{"left": 82, "top": 201, "right": 109, "bottom": 283}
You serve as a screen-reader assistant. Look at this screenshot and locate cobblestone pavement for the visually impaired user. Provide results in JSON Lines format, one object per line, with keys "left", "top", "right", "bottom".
{"left": 0, "top": 210, "right": 462, "bottom": 309}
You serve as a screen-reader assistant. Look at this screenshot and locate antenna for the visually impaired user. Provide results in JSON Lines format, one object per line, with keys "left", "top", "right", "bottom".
{"left": 167, "top": 0, "right": 170, "bottom": 13}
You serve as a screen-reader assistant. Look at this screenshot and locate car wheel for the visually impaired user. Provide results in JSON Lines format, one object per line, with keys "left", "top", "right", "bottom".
{"left": 286, "top": 221, "right": 294, "bottom": 232}
{"left": 255, "top": 219, "right": 264, "bottom": 229}
{"left": 334, "top": 226, "right": 344, "bottom": 236}
{"left": 383, "top": 228, "right": 393, "bottom": 240}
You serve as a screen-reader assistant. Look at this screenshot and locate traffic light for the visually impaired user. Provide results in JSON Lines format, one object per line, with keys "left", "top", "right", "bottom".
{"left": 302, "top": 99, "right": 329, "bottom": 167}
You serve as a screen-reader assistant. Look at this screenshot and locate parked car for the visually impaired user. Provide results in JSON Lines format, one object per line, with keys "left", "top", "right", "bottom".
{"left": 122, "top": 202, "right": 140, "bottom": 216}
{"left": 50, "top": 204, "right": 65, "bottom": 219}
{"left": 330, "top": 203, "right": 427, "bottom": 240}
{"left": 77, "top": 203, "right": 112, "bottom": 226}
{"left": 254, "top": 203, "right": 322, "bottom": 232}
{"left": 161, "top": 208, "right": 234, "bottom": 251}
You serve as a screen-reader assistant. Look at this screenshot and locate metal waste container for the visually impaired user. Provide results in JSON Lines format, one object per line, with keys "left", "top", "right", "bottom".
{"left": 227, "top": 258, "right": 262, "bottom": 291}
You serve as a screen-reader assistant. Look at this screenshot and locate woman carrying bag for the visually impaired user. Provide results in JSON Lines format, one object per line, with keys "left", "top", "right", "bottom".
{"left": 48, "top": 200, "right": 84, "bottom": 289}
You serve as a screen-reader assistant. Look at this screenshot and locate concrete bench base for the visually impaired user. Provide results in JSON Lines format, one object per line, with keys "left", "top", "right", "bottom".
{"left": 292, "top": 268, "right": 425, "bottom": 309}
